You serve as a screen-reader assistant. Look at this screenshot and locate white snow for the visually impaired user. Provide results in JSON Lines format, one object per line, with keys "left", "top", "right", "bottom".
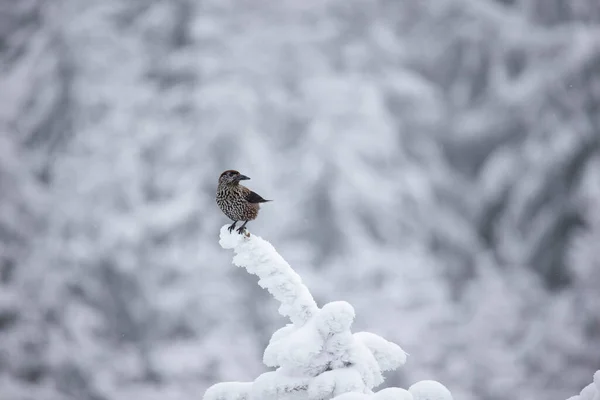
{"left": 353, "top": 332, "right": 407, "bottom": 372}
{"left": 408, "top": 381, "right": 453, "bottom": 400}
{"left": 204, "top": 382, "right": 253, "bottom": 400}
{"left": 219, "top": 225, "right": 319, "bottom": 326}
{"left": 331, "top": 393, "right": 371, "bottom": 400}
{"left": 205, "top": 226, "right": 452, "bottom": 400}
{"left": 372, "top": 388, "right": 413, "bottom": 400}
{"left": 309, "top": 369, "right": 366, "bottom": 400}
{"left": 567, "top": 370, "right": 600, "bottom": 400}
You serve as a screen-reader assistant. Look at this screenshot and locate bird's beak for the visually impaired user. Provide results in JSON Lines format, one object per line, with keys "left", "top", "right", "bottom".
{"left": 237, "top": 175, "right": 250, "bottom": 181}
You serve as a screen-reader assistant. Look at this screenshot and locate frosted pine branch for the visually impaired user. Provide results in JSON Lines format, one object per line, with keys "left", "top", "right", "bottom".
{"left": 219, "top": 225, "right": 318, "bottom": 326}
{"left": 206, "top": 225, "right": 453, "bottom": 400}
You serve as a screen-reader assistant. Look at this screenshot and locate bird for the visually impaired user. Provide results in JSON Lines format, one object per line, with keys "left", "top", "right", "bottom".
{"left": 216, "top": 170, "right": 271, "bottom": 234}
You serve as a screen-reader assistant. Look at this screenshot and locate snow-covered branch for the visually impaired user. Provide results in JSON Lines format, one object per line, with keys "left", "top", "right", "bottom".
{"left": 219, "top": 226, "right": 318, "bottom": 326}
{"left": 206, "top": 226, "right": 453, "bottom": 400}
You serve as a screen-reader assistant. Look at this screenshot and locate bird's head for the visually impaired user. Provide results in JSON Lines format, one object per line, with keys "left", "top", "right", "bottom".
{"left": 219, "top": 170, "right": 250, "bottom": 186}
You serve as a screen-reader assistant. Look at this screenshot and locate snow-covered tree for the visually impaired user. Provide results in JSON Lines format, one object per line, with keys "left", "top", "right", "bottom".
{"left": 205, "top": 226, "right": 453, "bottom": 400}
{"left": 0, "top": 1, "right": 72, "bottom": 398}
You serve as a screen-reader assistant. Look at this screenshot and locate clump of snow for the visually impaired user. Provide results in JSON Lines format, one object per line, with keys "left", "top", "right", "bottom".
{"left": 409, "top": 381, "right": 453, "bottom": 400}
{"left": 317, "top": 301, "right": 355, "bottom": 333}
{"left": 372, "top": 388, "right": 413, "bottom": 400}
{"left": 205, "top": 226, "right": 453, "bottom": 400}
{"left": 252, "top": 371, "right": 311, "bottom": 400}
{"left": 308, "top": 369, "right": 366, "bottom": 400}
{"left": 567, "top": 370, "right": 600, "bottom": 400}
{"left": 204, "top": 382, "right": 252, "bottom": 400}
{"left": 353, "top": 332, "right": 407, "bottom": 371}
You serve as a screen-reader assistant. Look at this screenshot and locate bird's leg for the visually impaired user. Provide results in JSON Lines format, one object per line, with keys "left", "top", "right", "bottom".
{"left": 228, "top": 221, "right": 237, "bottom": 233}
{"left": 236, "top": 221, "right": 248, "bottom": 234}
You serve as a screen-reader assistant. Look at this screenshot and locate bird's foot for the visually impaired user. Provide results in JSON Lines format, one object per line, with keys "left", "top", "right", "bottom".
{"left": 236, "top": 226, "right": 247, "bottom": 235}
{"left": 227, "top": 222, "right": 237, "bottom": 233}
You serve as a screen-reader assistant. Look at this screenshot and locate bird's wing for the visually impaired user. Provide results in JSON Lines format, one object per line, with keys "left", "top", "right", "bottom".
{"left": 245, "top": 190, "right": 271, "bottom": 203}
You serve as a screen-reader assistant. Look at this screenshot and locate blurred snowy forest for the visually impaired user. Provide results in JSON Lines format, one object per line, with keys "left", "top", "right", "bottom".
{"left": 1, "top": 0, "right": 599, "bottom": 399}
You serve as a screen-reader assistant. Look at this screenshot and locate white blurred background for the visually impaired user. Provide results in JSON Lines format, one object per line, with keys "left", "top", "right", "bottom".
{"left": 1, "top": 1, "right": 599, "bottom": 399}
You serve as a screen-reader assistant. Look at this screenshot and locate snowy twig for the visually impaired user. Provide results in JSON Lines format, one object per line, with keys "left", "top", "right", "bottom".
{"left": 219, "top": 225, "right": 318, "bottom": 326}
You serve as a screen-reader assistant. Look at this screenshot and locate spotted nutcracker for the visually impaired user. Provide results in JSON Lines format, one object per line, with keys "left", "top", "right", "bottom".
{"left": 216, "top": 170, "right": 272, "bottom": 234}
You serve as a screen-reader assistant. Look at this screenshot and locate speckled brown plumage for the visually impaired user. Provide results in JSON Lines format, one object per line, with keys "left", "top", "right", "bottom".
{"left": 216, "top": 170, "right": 271, "bottom": 234}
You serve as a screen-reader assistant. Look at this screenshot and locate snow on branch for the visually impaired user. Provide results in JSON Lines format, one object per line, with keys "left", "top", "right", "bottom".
{"left": 206, "top": 225, "right": 453, "bottom": 400}
{"left": 219, "top": 226, "right": 318, "bottom": 326}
